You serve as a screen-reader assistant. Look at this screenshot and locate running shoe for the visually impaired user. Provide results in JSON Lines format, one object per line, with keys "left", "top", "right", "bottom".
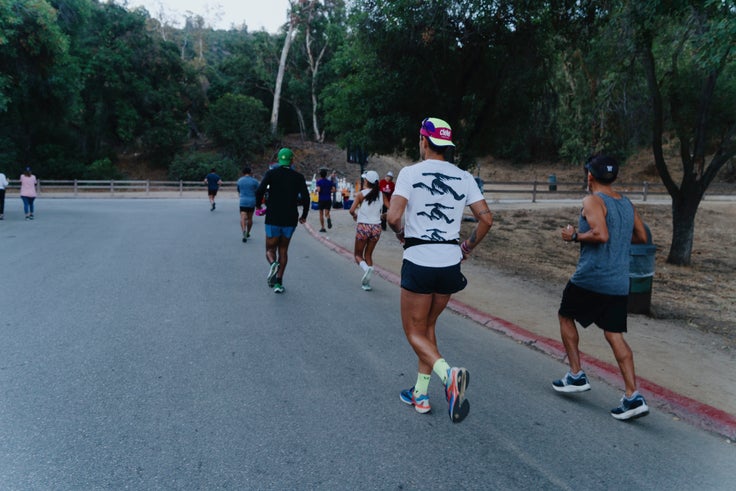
{"left": 327, "top": 217, "right": 332, "bottom": 229}
{"left": 273, "top": 283, "right": 285, "bottom": 293}
{"left": 400, "top": 387, "right": 431, "bottom": 414}
{"left": 445, "top": 367, "right": 470, "bottom": 423}
{"left": 552, "top": 371, "right": 591, "bottom": 393}
{"left": 611, "top": 393, "right": 649, "bottom": 420}
{"left": 267, "top": 261, "right": 279, "bottom": 287}
{"left": 242, "top": 231, "right": 248, "bottom": 243}
{"left": 361, "top": 284, "right": 372, "bottom": 291}
{"left": 320, "top": 228, "right": 326, "bottom": 233}
{"left": 361, "top": 266, "right": 373, "bottom": 288}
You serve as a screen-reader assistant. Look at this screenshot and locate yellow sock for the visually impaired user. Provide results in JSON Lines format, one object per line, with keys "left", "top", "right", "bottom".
{"left": 414, "top": 373, "right": 431, "bottom": 396}
{"left": 432, "top": 358, "right": 451, "bottom": 384}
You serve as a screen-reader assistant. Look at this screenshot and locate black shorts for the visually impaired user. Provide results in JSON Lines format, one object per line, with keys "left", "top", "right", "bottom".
{"left": 318, "top": 200, "right": 332, "bottom": 211}
{"left": 208, "top": 189, "right": 218, "bottom": 197}
{"left": 400, "top": 260, "right": 467, "bottom": 295}
{"left": 240, "top": 206, "right": 255, "bottom": 213}
{"left": 558, "top": 281, "right": 628, "bottom": 333}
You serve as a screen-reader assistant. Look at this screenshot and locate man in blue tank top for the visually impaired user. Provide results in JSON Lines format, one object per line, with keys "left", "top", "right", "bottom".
{"left": 553, "top": 154, "right": 651, "bottom": 421}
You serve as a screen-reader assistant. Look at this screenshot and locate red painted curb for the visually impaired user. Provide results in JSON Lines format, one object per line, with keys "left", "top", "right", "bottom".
{"left": 307, "top": 223, "right": 736, "bottom": 440}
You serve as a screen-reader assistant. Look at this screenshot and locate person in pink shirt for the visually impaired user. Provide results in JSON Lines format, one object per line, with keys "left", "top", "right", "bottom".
{"left": 19, "top": 167, "right": 37, "bottom": 220}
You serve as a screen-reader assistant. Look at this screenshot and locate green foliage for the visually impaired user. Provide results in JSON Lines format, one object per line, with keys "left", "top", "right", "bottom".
{"left": 84, "top": 158, "right": 122, "bottom": 180}
{"left": 324, "top": 0, "right": 564, "bottom": 166}
{"left": 205, "top": 93, "right": 271, "bottom": 159}
{"left": 168, "top": 151, "right": 239, "bottom": 181}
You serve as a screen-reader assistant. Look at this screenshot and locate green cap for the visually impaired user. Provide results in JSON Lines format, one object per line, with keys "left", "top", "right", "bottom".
{"left": 277, "top": 148, "right": 293, "bottom": 166}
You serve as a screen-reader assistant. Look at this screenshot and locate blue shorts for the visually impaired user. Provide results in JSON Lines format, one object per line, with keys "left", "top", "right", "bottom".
{"left": 265, "top": 224, "right": 296, "bottom": 239}
{"left": 400, "top": 260, "right": 467, "bottom": 295}
{"left": 558, "top": 281, "right": 628, "bottom": 333}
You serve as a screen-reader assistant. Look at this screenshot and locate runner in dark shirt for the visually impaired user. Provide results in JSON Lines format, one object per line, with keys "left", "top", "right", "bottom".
{"left": 255, "top": 148, "right": 310, "bottom": 293}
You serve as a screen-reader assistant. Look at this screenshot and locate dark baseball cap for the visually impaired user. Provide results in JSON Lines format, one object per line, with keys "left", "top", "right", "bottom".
{"left": 584, "top": 155, "right": 618, "bottom": 183}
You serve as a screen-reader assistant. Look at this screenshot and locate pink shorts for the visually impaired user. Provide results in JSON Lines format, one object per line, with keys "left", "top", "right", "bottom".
{"left": 356, "top": 223, "right": 382, "bottom": 241}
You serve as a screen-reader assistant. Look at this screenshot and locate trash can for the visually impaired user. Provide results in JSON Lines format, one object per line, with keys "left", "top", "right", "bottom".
{"left": 629, "top": 226, "right": 656, "bottom": 315}
{"left": 548, "top": 174, "right": 557, "bottom": 191}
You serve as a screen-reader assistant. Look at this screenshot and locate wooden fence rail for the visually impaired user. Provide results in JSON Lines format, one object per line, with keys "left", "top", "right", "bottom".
{"left": 2, "top": 179, "right": 733, "bottom": 202}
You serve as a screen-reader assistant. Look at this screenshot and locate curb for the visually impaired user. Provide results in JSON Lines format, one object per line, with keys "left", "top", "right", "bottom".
{"left": 305, "top": 222, "right": 736, "bottom": 441}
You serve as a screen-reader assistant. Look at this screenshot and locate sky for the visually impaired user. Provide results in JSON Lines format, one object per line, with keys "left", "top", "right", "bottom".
{"left": 121, "top": 0, "right": 291, "bottom": 32}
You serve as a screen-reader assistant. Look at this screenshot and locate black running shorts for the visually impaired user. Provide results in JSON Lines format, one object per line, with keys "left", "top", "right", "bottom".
{"left": 400, "top": 260, "right": 467, "bottom": 295}
{"left": 558, "top": 281, "right": 628, "bottom": 333}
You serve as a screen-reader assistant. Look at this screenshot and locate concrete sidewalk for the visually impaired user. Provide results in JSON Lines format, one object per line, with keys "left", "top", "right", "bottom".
{"left": 303, "top": 206, "right": 736, "bottom": 440}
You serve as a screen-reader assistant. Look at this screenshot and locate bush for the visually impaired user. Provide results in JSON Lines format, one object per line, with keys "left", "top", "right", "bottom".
{"left": 168, "top": 152, "right": 239, "bottom": 181}
{"left": 205, "top": 93, "right": 271, "bottom": 159}
{"left": 84, "top": 158, "right": 123, "bottom": 180}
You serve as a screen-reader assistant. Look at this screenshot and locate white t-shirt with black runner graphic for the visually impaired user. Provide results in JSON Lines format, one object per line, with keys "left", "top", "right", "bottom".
{"left": 393, "top": 159, "right": 484, "bottom": 267}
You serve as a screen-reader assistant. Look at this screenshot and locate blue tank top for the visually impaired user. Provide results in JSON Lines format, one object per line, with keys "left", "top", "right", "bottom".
{"left": 570, "top": 193, "right": 634, "bottom": 295}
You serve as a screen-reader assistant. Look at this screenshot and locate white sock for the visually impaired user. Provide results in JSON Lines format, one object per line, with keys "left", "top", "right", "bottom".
{"left": 359, "top": 260, "right": 369, "bottom": 272}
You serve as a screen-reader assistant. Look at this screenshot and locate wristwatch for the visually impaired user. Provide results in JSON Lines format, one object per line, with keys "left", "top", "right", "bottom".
{"left": 571, "top": 232, "right": 578, "bottom": 242}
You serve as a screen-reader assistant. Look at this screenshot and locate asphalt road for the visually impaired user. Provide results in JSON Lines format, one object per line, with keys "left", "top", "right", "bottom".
{"left": 1, "top": 199, "right": 734, "bottom": 490}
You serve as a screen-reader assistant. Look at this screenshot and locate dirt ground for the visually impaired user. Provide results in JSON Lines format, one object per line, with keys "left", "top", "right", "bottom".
{"left": 281, "top": 136, "right": 736, "bottom": 353}
{"left": 463, "top": 202, "right": 736, "bottom": 351}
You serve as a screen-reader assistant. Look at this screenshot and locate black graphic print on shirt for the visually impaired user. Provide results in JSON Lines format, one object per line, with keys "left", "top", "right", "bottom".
{"left": 412, "top": 172, "right": 466, "bottom": 200}
{"left": 412, "top": 172, "right": 466, "bottom": 240}
{"left": 418, "top": 202, "right": 455, "bottom": 224}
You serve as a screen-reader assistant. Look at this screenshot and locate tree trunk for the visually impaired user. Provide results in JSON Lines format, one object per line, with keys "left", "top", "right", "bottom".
{"left": 668, "top": 195, "right": 700, "bottom": 265}
{"left": 271, "top": 19, "right": 296, "bottom": 136}
{"left": 304, "top": 0, "right": 326, "bottom": 142}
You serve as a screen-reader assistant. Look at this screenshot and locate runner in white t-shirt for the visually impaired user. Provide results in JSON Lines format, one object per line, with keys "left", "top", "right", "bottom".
{"left": 387, "top": 117, "right": 494, "bottom": 423}
{"left": 349, "top": 170, "right": 383, "bottom": 291}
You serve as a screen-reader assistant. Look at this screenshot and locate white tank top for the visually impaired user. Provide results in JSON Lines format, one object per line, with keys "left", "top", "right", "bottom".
{"left": 357, "top": 188, "right": 382, "bottom": 224}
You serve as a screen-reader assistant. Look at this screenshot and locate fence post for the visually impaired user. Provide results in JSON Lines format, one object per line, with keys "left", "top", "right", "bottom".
{"left": 532, "top": 180, "right": 537, "bottom": 203}
{"left": 74, "top": 179, "right": 78, "bottom": 196}
{"left": 37, "top": 179, "right": 42, "bottom": 196}
{"left": 110, "top": 180, "right": 114, "bottom": 196}
{"left": 179, "top": 180, "right": 183, "bottom": 197}
{"left": 643, "top": 181, "right": 649, "bottom": 202}
{"left": 146, "top": 179, "right": 150, "bottom": 196}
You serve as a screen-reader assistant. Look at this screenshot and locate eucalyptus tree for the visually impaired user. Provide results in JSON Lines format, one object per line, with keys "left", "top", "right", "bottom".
{"left": 291, "top": 0, "right": 347, "bottom": 142}
{"left": 271, "top": 1, "right": 298, "bottom": 135}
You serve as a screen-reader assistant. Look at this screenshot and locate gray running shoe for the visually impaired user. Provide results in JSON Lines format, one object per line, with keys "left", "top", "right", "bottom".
{"left": 552, "top": 372, "right": 591, "bottom": 393}
{"left": 611, "top": 393, "right": 649, "bottom": 420}
{"left": 267, "top": 261, "right": 279, "bottom": 287}
{"left": 361, "top": 266, "right": 373, "bottom": 288}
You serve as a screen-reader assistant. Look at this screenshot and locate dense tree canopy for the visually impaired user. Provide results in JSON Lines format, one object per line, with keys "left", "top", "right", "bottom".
{"left": 0, "top": 0, "right": 733, "bottom": 264}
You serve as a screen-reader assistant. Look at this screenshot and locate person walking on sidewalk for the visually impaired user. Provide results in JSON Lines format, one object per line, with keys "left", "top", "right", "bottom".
{"left": 315, "top": 169, "right": 335, "bottom": 232}
{"left": 19, "top": 167, "right": 37, "bottom": 220}
{"left": 204, "top": 168, "right": 222, "bottom": 211}
{"left": 236, "top": 166, "right": 259, "bottom": 243}
{"left": 349, "top": 170, "right": 383, "bottom": 291}
{"left": 553, "top": 154, "right": 650, "bottom": 421}
{"left": 387, "top": 117, "right": 493, "bottom": 423}
{"left": 255, "top": 148, "right": 309, "bottom": 294}
{"left": 0, "top": 170, "right": 8, "bottom": 220}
